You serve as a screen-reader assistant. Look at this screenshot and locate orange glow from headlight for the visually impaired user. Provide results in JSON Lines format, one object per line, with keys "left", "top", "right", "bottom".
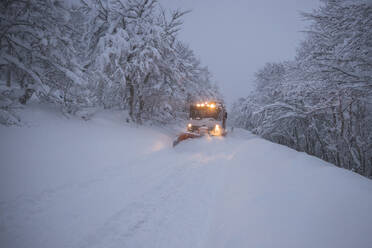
{"left": 196, "top": 104, "right": 200, "bottom": 107}
{"left": 212, "top": 124, "right": 221, "bottom": 136}
{"left": 210, "top": 104, "right": 215, "bottom": 108}
{"left": 201, "top": 103, "right": 205, "bottom": 107}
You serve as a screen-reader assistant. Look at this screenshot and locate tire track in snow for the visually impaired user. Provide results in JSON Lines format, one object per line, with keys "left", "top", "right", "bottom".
{"left": 78, "top": 147, "right": 232, "bottom": 248}
{"left": 0, "top": 149, "right": 173, "bottom": 241}
{"left": 78, "top": 157, "right": 191, "bottom": 248}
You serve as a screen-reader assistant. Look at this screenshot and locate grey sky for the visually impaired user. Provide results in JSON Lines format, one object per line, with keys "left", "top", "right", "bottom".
{"left": 159, "top": 0, "right": 320, "bottom": 104}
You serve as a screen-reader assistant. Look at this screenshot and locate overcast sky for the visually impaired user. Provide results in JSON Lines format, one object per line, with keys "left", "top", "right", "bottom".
{"left": 159, "top": 0, "right": 320, "bottom": 105}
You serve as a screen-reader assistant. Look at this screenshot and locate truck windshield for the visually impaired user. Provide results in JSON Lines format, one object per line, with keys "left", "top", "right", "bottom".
{"left": 190, "top": 106, "right": 222, "bottom": 120}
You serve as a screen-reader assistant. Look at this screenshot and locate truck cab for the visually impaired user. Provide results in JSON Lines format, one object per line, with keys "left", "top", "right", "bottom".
{"left": 187, "top": 101, "right": 227, "bottom": 136}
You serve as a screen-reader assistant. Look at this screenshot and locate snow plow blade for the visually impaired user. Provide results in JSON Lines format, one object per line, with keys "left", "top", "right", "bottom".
{"left": 173, "top": 132, "right": 201, "bottom": 147}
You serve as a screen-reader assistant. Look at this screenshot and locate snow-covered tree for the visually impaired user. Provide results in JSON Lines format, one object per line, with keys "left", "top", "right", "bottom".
{"left": 79, "top": 0, "right": 220, "bottom": 123}
{"left": 0, "top": 0, "right": 90, "bottom": 118}
{"left": 232, "top": 0, "right": 372, "bottom": 178}
{"left": 0, "top": 0, "right": 220, "bottom": 124}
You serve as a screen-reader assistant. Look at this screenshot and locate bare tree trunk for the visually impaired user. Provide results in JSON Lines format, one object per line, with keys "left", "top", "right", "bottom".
{"left": 314, "top": 128, "right": 326, "bottom": 160}
{"left": 338, "top": 95, "right": 345, "bottom": 168}
{"left": 294, "top": 126, "right": 300, "bottom": 151}
{"left": 6, "top": 44, "right": 12, "bottom": 87}
{"left": 332, "top": 106, "right": 341, "bottom": 167}
{"left": 338, "top": 96, "right": 345, "bottom": 138}
{"left": 135, "top": 73, "right": 150, "bottom": 124}
{"left": 97, "top": 80, "right": 105, "bottom": 107}
{"left": 126, "top": 78, "right": 135, "bottom": 122}
{"left": 6, "top": 68, "right": 11, "bottom": 87}
{"left": 19, "top": 89, "right": 35, "bottom": 105}
{"left": 20, "top": 74, "right": 26, "bottom": 88}
{"left": 137, "top": 95, "right": 144, "bottom": 124}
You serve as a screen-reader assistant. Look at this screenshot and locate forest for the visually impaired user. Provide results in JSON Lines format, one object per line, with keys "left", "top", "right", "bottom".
{"left": 232, "top": 0, "right": 372, "bottom": 178}
{"left": 0, "top": 0, "right": 220, "bottom": 125}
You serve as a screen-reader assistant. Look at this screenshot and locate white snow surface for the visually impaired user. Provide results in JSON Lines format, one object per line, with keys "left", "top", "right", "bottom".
{"left": 1, "top": 104, "right": 372, "bottom": 248}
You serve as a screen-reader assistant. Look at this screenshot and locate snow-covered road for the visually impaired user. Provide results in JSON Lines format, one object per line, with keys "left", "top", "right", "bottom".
{"left": 1, "top": 107, "right": 372, "bottom": 248}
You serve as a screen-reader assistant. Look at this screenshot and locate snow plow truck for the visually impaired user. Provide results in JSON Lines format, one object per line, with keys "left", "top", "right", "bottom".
{"left": 173, "top": 101, "right": 227, "bottom": 147}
